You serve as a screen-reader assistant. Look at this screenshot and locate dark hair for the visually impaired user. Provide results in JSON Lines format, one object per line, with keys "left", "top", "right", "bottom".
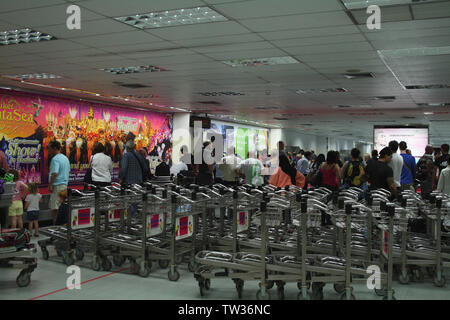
{"left": 315, "top": 154, "right": 325, "bottom": 167}
{"left": 441, "top": 144, "right": 449, "bottom": 153}
{"left": 371, "top": 149, "right": 378, "bottom": 158}
{"left": 326, "top": 151, "right": 338, "bottom": 165}
{"left": 388, "top": 140, "right": 398, "bottom": 152}
{"left": 93, "top": 142, "right": 105, "bottom": 154}
{"left": 350, "top": 148, "right": 361, "bottom": 159}
{"left": 48, "top": 140, "right": 61, "bottom": 151}
{"left": 379, "top": 147, "right": 393, "bottom": 159}
{"left": 304, "top": 151, "right": 312, "bottom": 159}
{"left": 10, "top": 169, "right": 19, "bottom": 181}
{"left": 399, "top": 141, "right": 407, "bottom": 151}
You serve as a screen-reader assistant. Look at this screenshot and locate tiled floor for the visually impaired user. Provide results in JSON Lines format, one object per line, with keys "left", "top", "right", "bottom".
{"left": 1, "top": 237, "right": 449, "bottom": 300}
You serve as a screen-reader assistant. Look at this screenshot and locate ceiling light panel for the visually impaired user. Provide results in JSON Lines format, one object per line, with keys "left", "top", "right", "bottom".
{"left": 115, "top": 7, "right": 227, "bottom": 29}
{"left": 0, "top": 28, "right": 54, "bottom": 45}
{"left": 4, "top": 73, "right": 62, "bottom": 80}
{"left": 342, "top": 0, "right": 441, "bottom": 10}
{"left": 222, "top": 56, "right": 298, "bottom": 67}
{"left": 100, "top": 65, "right": 167, "bottom": 74}
{"left": 379, "top": 46, "right": 450, "bottom": 58}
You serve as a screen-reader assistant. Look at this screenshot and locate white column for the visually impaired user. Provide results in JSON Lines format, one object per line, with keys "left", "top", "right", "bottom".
{"left": 172, "top": 113, "right": 191, "bottom": 163}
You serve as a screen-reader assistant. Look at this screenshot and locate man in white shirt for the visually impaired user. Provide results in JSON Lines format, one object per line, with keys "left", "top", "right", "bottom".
{"left": 437, "top": 163, "right": 450, "bottom": 195}
{"left": 219, "top": 147, "right": 241, "bottom": 186}
{"left": 388, "top": 140, "right": 404, "bottom": 189}
{"left": 170, "top": 146, "right": 189, "bottom": 176}
{"left": 237, "top": 152, "right": 264, "bottom": 186}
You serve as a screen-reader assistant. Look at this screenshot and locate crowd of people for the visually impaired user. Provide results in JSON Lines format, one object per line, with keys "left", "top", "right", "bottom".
{"left": 1, "top": 135, "right": 450, "bottom": 231}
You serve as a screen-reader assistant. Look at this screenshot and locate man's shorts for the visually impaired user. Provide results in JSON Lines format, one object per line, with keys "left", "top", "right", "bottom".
{"left": 9, "top": 200, "right": 23, "bottom": 216}
{"left": 49, "top": 185, "right": 67, "bottom": 210}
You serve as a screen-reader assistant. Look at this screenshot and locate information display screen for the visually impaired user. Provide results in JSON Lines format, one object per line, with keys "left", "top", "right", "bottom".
{"left": 373, "top": 126, "right": 429, "bottom": 158}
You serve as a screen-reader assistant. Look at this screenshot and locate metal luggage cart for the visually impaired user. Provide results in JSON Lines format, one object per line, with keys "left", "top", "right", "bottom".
{"left": 38, "top": 188, "right": 96, "bottom": 266}
{"left": 0, "top": 231, "right": 37, "bottom": 287}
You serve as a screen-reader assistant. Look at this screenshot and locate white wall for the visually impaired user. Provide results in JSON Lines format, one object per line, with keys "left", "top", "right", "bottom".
{"left": 269, "top": 128, "right": 283, "bottom": 153}
{"left": 172, "top": 113, "right": 191, "bottom": 163}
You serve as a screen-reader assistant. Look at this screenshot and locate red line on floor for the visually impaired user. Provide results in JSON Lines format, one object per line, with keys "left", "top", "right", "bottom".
{"left": 29, "top": 267, "right": 129, "bottom": 300}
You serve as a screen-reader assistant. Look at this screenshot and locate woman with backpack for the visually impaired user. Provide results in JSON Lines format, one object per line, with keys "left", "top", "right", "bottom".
{"left": 341, "top": 148, "right": 365, "bottom": 189}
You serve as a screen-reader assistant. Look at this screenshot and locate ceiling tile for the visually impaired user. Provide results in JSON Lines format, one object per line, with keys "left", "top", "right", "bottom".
{"left": 412, "top": 2, "right": 450, "bottom": 20}
{"left": 69, "top": 30, "right": 163, "bottom": 46}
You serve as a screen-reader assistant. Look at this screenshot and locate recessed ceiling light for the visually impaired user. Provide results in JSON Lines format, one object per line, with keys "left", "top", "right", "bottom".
{"left": 100, "top": 65, "right": 167, "bottom": 75}
{"left": 424, "top": 112, "right": 434, "bottom": 115}
{"left": 0, "top": 28, "right": 55, "bottom": 45}
{"left": 4, "top": 73, "right": 62, "bottom": 80}
{"left": 115, "top": 7, "right": 227, "bottom": 29}
{"left": 344, "top": 72, "right": 375, "bottom": 79}
{"left": 222, "top": 56, "right": 298, "bottom": 67}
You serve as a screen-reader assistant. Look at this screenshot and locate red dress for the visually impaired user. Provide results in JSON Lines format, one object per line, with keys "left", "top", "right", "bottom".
{"left": 320, "top": 166, "right": 338, "bottom": 189}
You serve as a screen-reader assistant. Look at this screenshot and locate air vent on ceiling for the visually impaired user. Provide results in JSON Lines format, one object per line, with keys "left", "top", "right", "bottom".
{"left": 296, "top": 88, "right": 347, "bottom": 94}
{"left": 197, "top": 92, "right": 245, "bottom": 96}
{"left": 118, "top": 83, "right": 151, "bottom": 89}
{"left": 406, "top": 84, "right": 449, "bottom": 89}
{"left": 273, "top": 117, "right": 289, "bottom": 120}
{"left": 255, "top": 106, "right": 281, "bottom": 110}
{"left": 402, "top": 116, "right": 416, "bottom": 119}
{"left": 344, "top": 72, "right": 375, "bottom": 79}
{"left": 374, "top": 96, "right": 396, "bottom": 101}
{"left": 197, "top": 101, "right": 222, "bottom": 105}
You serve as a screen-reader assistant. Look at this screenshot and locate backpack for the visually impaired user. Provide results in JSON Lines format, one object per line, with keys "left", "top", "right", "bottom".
{"left": 155, "top": 161, "right": 170, "bottom": 176}
{"left": 310, "top": 168, "right": 322, "bottom": 187}
{"left": 344, "top": 161, "right": 363, "bottom": 187}
{"left": 416, "top": 155, "right": 433, "bottom": 181}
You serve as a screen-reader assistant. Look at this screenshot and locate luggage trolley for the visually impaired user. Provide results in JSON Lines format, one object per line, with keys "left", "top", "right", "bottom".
{"left": 39, "top": 188, "right": 96, "bottom": 266}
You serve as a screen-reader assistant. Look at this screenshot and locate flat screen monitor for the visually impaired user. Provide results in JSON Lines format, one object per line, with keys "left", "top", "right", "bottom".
{"left": 373, "top": 126, "right": 429, "bottom": 159}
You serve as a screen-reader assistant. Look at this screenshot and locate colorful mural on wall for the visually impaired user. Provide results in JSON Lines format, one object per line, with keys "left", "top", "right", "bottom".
{"left": 0, "top": 89, "right": 172, "bottom": 185}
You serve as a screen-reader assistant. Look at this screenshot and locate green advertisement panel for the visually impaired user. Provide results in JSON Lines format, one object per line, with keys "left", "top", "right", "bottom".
{"left": 236, "top": 127, "right": 248, "bottom": 159}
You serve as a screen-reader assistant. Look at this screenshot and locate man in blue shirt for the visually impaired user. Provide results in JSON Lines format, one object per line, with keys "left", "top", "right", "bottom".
{"left": 48, "top": 140, "right": 70, "bottom": 225}
{"left": 399, "top": 141, "right": 416, "bottom": 191}
{"left": 296, "top": 151, "right": 311, "bottom": 176}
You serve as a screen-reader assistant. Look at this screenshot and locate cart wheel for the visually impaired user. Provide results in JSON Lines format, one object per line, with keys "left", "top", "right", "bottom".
{"left": 130, "top": 260, "right": 140, "bottom": 274}
{"left": 168, "top": 269, "right": 180, "bottom": 281}
{"left": 297, "top": 291, "right": 310, "bottom": 300}
{"left": 188, "top": 260, "right": 196, "bottom": 273}
{"left": 199, "top": 282, "right": 205, "bottom": 297}
{"left": 62, "top": 252, "right": 74, "bottom": 266}
{"left": 16, "top": 271, "right": 31, "bottom": 288}
{"left": 102, "top": 258, "right": 112, "bottom": 271}
{"left": 399, "top": 273, "right": 410, "bottom": 285}
{"left": 41, "top": 247, "right": 49, "bottom": 260}
{"left": 92, "top": 258, "right": 101, "bottom": 271}
{"left": 204, "top": 279, "right": 211, "bottom": 290}
{"left": 333, "top": 283, "right": 345, "bottom": 294}
{"left": 256, "top": 289, "right": 271, "bottom": 300}
{"left": 412, "top": 268, "right": 424, "bottom": 282}
{"left": 277, "top": 286, "right": 285, "bottom": 300}
{"left": 175, "top": 255, "right": 184, "bottom": 265}
{"left": 340, "top": 292, "right": 356, "bottom": 300}
{"left": 433, "top": 275, "right": 446, "bottom": 287}
{"left": 158, "top": 260, "right": 170, "bottom": 269}
{"left": 75, "top": 248, "right": 84, "bottom": 261}
{"left": 138, "top": 264, "right": 151, "bottom": 278}
{"left": 113, "top": 255, "right": 125, "bottom": 267}
{"left": 236, "top": 281, "right": 244, "bottom": 299}
{"left": 374, "top": 287, "right": 386, "bottom": 297}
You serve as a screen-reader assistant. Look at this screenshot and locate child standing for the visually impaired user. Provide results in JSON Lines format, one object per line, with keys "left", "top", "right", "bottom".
{"left": 8, "top": 170, "right": 28, "bottom": 229}
{"left": 24, "top": 183, "right": 42, "bottom": 237}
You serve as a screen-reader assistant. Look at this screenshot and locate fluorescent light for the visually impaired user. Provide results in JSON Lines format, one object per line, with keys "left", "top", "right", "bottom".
{"left": 100, "top": 65, "right": 167, "bottom": 75}
{"left": 424, "top": 112, "right": 434, "bottom": 115}
{"left": 222, "top": 56, "right": 298, "bottom": 67}
{"left": 0, "top": 28, "right": 55, "bottom": 45}
{"left": 4, "top": 73, "right": 62, "bottom": 80}
{"left": 114, "top": 7, "right": 227, "bottom": 29}
{"left": 342, "top": 0, "right": 438, "bottom": 10}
